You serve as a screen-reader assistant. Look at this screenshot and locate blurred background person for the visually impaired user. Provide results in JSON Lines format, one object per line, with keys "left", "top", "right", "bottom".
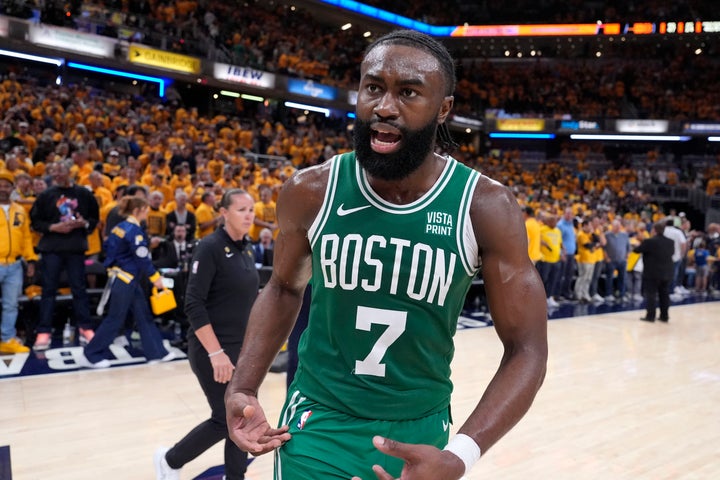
{"left": 252, "top": 227, "right": 274, "bottom": 267}
{"left": 556, "top": 207, "right": 577, "bottom": 301}
{"left": 249, "top": 184, "right": 278, "bottom": 242}
{"left": 635, "top": 221, "right": 675, "bottom": 323}
{"left": 29, "top": 162, "right": 99, "bottom": 350}
{"left": 603, "top": 219, "right": 631, "bottom": 302}
{"left": 538, "top": 213, "right": 562, "bottom": 308}
{"left": 82, "top": 196, "right": 174, "bottom": 367}
{"left": 166, "top": 190, "right": 197, "bottom": 241}
{"left": 0, "top": 170, "right": 37, "bottom": 354}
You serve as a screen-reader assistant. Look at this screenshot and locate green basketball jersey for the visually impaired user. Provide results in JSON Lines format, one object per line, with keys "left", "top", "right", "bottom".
{"left": 293, "top": 152, "right": 480, "bottom": 420}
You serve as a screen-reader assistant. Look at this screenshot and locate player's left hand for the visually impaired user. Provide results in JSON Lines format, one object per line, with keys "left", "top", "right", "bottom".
{"left": 352, "top": 436, "right": 465, "bottom": 480}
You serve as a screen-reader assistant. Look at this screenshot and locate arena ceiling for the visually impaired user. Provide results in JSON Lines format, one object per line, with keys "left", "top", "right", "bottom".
{"left": 275, "top": 0, "right": 719, "bottom": 59}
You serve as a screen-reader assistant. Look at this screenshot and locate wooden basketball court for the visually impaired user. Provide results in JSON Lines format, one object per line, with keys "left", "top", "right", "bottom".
{"left": 3, "top": 301, "right": 719, "bottom": 479}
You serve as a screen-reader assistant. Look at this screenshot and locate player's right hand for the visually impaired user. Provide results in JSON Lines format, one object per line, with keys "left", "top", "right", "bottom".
{"left": 226, "top": 392, "right": 291, "bottom": 455}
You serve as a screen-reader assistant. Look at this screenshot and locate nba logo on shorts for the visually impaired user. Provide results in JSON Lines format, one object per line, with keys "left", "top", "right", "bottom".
{"left": 297, "top": 410, "right": 313, "bottom": 430}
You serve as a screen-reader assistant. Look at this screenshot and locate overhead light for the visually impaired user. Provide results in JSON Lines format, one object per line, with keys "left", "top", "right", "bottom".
{"left": 341, "top": 23, "right": 352, "bottom": 31}
{"left": 570, "top": 134, "right": 691, "bottom": 141}
{"left": 363, "top": 31, "right": 372, "bottom": 38}
{"left": 220, "top": 90, "right": 240, "bottom": 98}
{"left": 0, "top": 48, "right": 63, "bottom": 67}
{"left": 708, "top": 137, "right": 720, "bottom": 142}
{"left": 489, "top": 133, "right": 555, "bottom": 139}
{"left": 241, "top": 94, "right": 264, "bottom": 102}
{"left": 67, "top": 62, "right": 166, "bottom": 97}
{"left": 285, "top": 101, "right": 330, "bottom": 117}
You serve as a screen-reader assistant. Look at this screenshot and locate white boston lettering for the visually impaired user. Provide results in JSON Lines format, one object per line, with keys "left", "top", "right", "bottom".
{"left": 339, "top": 234, "right": 363, "bottom": 289}
{"left": 318, "top": 233, "right": 457, "bottom": 307}
{"left": 361, "top": 235, "right": 385, "bottom": 291}
{"left": 320, "top": 234, "right": 340, "bottom": 287}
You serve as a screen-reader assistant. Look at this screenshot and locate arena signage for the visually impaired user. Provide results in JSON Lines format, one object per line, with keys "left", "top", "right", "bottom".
{"left": 213, "top": 62, "right": 275, "bottom": 89}
{"left": 27, "top": 24, "right": 116, "bottom": 58}
{"left": 287, "top": 79, "right": 337, "bottom": 100}
{"left": 615, "top": 119, "right": 669, "bottom": 133}
{"left": 128, "top": 44, "right": 201, "bottom": 75}
{"left": 496, "top": 118, "right": 545, "bottom": 131}
{"left": 0, "top": 16, "right": 8, "bottom": 37}
{"left": 0, "top": 344, "right": 186, "bottom": 378}
{"left": 558, "top": 120, "right": 600, "bottom": 131}
{"left": 682, "top": 122, "right": 720, "bottom": 134}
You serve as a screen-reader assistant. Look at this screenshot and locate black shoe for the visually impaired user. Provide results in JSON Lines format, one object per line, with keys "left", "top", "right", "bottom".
{"left": 640, "top": 317, "right": 655, "bottom": 322}
{"left": 658, "top": 318, "right": 669, "bottom": 322}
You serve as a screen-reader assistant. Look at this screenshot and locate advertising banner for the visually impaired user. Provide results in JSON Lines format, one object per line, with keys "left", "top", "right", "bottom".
{"left": 28, "top": 24, "right": 115, "bottom": 58}
{"left": 128, "top": 44, "right": 201, "bottom": 75}
{"left": 213, "top": 62, "right": 275, "bottom": 89}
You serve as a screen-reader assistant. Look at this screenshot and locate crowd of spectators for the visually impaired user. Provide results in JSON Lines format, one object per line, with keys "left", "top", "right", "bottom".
{"left": 1, "top": 0, "right": 720, "bottom": 351}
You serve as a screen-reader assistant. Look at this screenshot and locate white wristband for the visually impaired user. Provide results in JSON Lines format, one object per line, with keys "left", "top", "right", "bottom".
{"left": 208, "top": 348, "right": 224, "bottom": 358}
{"left": 443, "top": 433, "right": 481, "bottom": 476}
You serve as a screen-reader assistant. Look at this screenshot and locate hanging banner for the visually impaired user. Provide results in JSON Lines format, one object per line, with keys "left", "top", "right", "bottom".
{"left": 28, "top": 24, "right": 115, "bottom": 58}
{"left": 127, "top": 44, "right": 201, "bottom": 75}
{"left": 213, "top": 62, "right": 275, "bottom": 89}
{"left": 496, "top": 118, "right": 545, "bottom": 131}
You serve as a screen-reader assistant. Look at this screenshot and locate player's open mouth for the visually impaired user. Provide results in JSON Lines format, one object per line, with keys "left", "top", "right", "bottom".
{"left": 371, "top": 126, "right": 402, "bottom": 154}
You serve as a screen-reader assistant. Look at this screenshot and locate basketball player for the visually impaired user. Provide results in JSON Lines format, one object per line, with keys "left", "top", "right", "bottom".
{"left": 225, "top": 30, "right": 548, "bottom": 479}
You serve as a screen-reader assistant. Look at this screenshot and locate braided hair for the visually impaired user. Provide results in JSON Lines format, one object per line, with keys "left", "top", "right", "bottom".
{"left": 364, "top": 30, "right": 459, "bottom": 153}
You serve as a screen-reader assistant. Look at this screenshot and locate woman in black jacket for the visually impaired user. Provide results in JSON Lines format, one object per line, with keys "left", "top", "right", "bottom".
{"left": 155, "top": 188, "right": 259, "bottom": 480}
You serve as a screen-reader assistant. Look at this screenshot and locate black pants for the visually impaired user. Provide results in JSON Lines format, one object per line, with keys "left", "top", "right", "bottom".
{"left": 166, "top": 337, "right": 247, "bottom": 479}
{"left": 37, "top": 252, "right": 93, "bottom": 333}
{"left": 642, "top": 277, "right": 670, "bottom": 321}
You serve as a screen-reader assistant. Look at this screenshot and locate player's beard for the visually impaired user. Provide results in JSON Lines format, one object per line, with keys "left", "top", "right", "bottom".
{"left": 353, "top": 118, "right": 437, "bottom": 181}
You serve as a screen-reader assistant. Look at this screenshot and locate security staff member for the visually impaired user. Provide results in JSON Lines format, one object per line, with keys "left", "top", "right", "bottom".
{"left": 0, "top": 170, "right": 37, "bottom": 354}
{"left": 155, "top": 188, "right": 258, "bottom": 480}
{"left": 82, "top": 196, "right": 172, "bottom": 367}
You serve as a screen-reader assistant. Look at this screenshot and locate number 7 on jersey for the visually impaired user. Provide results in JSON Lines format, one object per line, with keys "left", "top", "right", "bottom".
{"left": 354, "top": 306, "right": 407, "bottom": 377}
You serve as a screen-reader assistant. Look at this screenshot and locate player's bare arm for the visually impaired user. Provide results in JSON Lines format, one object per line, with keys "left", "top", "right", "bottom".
{"left": 458, "top": 174, "right": 549, "bottom": 453}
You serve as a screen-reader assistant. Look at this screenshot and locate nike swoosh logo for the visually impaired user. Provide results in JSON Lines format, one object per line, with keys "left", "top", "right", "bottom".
{"left": 225, "top": 253, "right": 234, "bottom": 258}
{"left": 336, "top": 204, "right": 371, "bottom": 217}
{"left": 442, "top": 420, "right": 449, "bottom": 432}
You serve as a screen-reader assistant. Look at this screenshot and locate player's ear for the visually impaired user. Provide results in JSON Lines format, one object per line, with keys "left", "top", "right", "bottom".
{"left": 438, "top": 96, "right": 454, "bottom": 124}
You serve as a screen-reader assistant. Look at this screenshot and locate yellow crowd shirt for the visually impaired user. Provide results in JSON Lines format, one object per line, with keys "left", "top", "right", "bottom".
{"left": 525, "top": 217, "right": 542, "bottom": 263}
{"left": 540, "top": 225, "right": 563, "bottom": 263}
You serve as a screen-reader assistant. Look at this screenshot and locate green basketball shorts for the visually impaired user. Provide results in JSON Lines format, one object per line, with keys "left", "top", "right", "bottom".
{"left": 275, "top": 390, "right": 451, "bottom": 479}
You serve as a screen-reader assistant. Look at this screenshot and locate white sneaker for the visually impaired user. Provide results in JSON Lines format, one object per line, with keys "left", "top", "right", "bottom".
{"left": 669, "top": 293, "right": 684, "bottom": 302}
{"left": 547, "top": 297, "right": 559, "bottom": 308}
{"left": 112, "top": 335, "right": 130, "bottom": 347}
{"left": 148, "top": 349, "right": 179, "bottom": 365}
{"left": 633, "top": 294, "right": 644, "bottom": 302}
{"left": 78, "top": 355, "right": 111, "bottom": 369}
{"left": 592, "top": 294, "right": 604, "bottom": 303}
{"left": 154, "top": 447, "right": 180, "bottom": 480}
